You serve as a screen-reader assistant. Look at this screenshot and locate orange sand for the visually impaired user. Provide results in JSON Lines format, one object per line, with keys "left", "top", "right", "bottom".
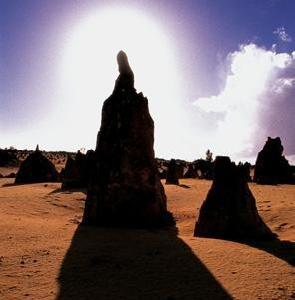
{"left": 0, "top": 175, "right": 294, "bottom": 299}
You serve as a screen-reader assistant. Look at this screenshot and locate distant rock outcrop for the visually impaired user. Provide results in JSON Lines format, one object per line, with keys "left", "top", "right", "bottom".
{"left": 61, "top": 156, "right": 82, "bottom": 189}
{"left": 166, "top": 159, "right": 180, "bottom": 185}
{"left": 193, "top": 159, "right": 213, "bottom": 180}
{"left": 15, "top": 146, "right": 59, "bottom": 184}
{"left": 0, "top": 149, "right": 18, "bottom": 167}
{"left": 83, "top": 51, "right": 173, "bottom": 228}
{"left": 194, "top": 156, "right": 275, "bottom": 240}
{"left": 61, "top": 150, "right": 95, "bottom": 189}
{"left": 254, "top": 137, "right": 293, "bottom": 184}
{"left": 183, "top": 163, "right": 198, "bottom": 178}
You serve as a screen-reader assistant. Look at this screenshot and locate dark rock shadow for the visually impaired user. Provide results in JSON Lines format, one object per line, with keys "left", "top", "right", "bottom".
{"left": 56, "top": 225, "right": 232, "bottom": 300}
{"left": 235, "top": 238, "right": 295, "bottom": 266}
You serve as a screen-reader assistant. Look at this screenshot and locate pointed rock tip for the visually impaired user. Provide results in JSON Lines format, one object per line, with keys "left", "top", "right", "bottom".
{"left": 117, "top": 50, "right": 133, "bottom": 75}
{"left": 113, "top": 50, "right": 135, "bottom": 91}
{"left": 117, "top": 50, "right": 128, "bottom": 62}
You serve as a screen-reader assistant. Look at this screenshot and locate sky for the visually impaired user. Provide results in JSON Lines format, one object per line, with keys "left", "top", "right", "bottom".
{"left": 0, "top": 0, "right": 295, "bottom": 163}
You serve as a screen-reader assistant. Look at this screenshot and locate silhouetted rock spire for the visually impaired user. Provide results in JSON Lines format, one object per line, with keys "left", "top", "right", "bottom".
{"left": 194, "top": 156, "right": 275, "bottom": 240}
{"left": 83, "top": 51, "right": 173, "bottom": 227}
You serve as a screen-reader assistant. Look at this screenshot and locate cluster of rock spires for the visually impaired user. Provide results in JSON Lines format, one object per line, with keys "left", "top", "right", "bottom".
{"left": 9, "top": 51, "right": 294, "bottom": 240}
{"left": 80, "top": 51, "right": 277, "bottom": 238}
{"left": 158, "top": 158, "right": 214, "bottom": 182}
{"left": 15, "top": 145, "right": 59, "bottom": 184}
{"left": 13, "top": 146, "right": 96, "bottom": 186}
{"left": 82, "top": 51, "right": 174, "bottom": 228}
{"left": 194, "top": 156, "right": 275, "bottom": 240}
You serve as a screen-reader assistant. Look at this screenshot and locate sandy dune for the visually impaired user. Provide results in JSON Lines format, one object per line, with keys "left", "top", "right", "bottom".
{"left": 0, "top": 177, "right": 294, "bottom": 299}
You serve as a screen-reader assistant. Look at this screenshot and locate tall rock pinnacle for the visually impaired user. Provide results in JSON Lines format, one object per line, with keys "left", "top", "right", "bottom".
{"left": 83, "top": 51, "right": 173, "bottom": 227}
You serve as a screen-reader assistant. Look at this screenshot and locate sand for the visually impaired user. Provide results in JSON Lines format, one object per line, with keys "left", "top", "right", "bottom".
{"left": 0, "top": 174, "right": 294, "bottom": 299}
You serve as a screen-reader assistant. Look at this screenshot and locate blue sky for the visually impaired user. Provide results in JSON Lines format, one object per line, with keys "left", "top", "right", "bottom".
{"left": 1, "top": 0, "right": 295, "bottom": 162}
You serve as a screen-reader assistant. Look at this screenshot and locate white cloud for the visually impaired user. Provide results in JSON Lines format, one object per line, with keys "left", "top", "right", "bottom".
{"left": 273, "top": 26, "right": 292, "bottom": 42}
{"left": 193, "top": 44, "right": 295, "bottom": 163}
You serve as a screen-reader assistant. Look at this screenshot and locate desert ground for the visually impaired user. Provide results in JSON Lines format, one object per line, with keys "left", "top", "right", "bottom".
{"left": 0, "top": 170, "right": 294, "bottom": 300}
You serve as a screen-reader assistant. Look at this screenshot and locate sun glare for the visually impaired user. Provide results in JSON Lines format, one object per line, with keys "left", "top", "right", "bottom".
{"left": 60, "top": 7, "right": 185, "bottom": 154}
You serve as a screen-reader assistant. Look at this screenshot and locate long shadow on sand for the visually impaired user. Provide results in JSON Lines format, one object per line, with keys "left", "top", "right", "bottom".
{"left": 56, "top": 225, "right": 232, "bottom": 300}
{"left": 237, "top": 238, "right": 295, "bottom": 267}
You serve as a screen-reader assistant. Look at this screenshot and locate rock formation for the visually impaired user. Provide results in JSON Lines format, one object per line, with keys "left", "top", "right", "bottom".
{"left": 15, "top": 146, "right": 59, "bottom": 184}
{"left": 254, "top": 137, "right": 293, "bottom": 184}
{"left": 61, "top": 155, "right": 83, "bottom": 189}
{"left": 194, "top": 159, "right": 213, "bottom": 180}
{"left": 194, "top": 156, "right": 275, "bottom": 240}
{"left": 0, "top": 149, "right": 18, "bottom": 167}
{"left": 82, "top": 51, "right": 173, "bottom": 228}
{"left": 165, "top": 159, "right": 180, "bottom": 185}
{"left": 61, "top": 150, "right": 95, "bottom": 189}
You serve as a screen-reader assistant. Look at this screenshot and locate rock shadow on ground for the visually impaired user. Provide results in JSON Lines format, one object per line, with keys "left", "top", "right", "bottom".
{"left": 56, "top": 225, "right": 232, "bottom": 300}
{"left": 236, "top": 238, "right": 295, "bottom": 267}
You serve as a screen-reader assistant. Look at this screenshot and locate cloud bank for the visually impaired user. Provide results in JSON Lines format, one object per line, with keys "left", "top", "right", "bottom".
{"left": 193, "top": 44, "right": 295, "bottom": 163}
